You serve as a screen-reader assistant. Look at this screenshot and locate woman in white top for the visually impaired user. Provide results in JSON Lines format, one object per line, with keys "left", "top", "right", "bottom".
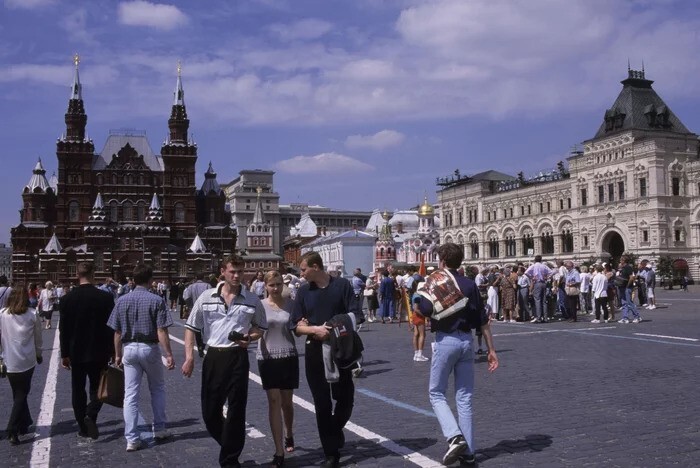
{"left": 38, "top": 280, "right": 57, "bottom": 329}
{"left": 579, "top": 266, "right": 592, "bottom": 315}
{"left": 591, "top": 265, "right": 610, "bottom": 323}
{"left": 257, "top": 271, "right": 299, "bottom": 467}
{"left": 0, "top": 285, "right": 43, "bottom": 445}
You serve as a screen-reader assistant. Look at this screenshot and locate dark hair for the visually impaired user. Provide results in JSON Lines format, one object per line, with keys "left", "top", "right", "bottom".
{"left": 133, "top": 264, "right": 153, "bottom": 285}
{"left": 0, "top": 275, "right": 7, "bottom": 286}
{"left": 436, "top": 243, "right": 463, "bottom": 269}
{"left": 300, "top": 251, "right": 324, "bottom": 270}
{"left": 77, "top": 262, "right": 94, "bottom": 279}
{"left": 6, "top": 285, "right": 29, "bottom": 315}
{"left": 196, "top": 271, "right": 206, "bottom": 281}
{"left": 220, "top": 255, "right": 245, "bottom": 270}
{"left": 534, "top": 255, "right": 542, "bottom": 263}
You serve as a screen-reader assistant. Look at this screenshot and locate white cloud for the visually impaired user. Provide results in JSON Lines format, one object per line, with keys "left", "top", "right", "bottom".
{"left": 345, "top": 130, "right": 405, "bottom": 150}
{"left": 117, "top": 1, "right": 188, "bottom": 31}
{"left": 4, "top": 0, "right": 55, "bottom": 9}
{"left": 0, "top": 63, "right": 118, "bottom": 88}
{"left": 268, "top": 18, "right": 333, "bottom": 41}
{"left": 60, "top": 8, "right": 94, "bottom": 44}
{"left": 274, "top": 152, "right": 373, "bottom": 174}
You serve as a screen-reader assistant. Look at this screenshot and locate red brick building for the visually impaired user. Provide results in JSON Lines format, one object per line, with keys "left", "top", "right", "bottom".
{"left": 11, "top": 58, "right": 236, "bottom": 284}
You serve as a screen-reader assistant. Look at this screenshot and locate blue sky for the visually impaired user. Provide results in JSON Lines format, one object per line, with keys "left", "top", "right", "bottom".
{"left": 2, "top": 0, "right": 700, "bottom": 244}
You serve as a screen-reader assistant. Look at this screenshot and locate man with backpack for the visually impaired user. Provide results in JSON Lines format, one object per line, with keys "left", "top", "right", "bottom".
{"left": 292, "top": 251, "right": 359, "bottom": 468}
{"left": 416, "top": 243, "right": 498, "bottom": 466}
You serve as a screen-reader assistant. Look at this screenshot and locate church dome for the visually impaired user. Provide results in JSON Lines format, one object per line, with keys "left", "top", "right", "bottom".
{"left": 418, "top": 197, "right": 434, "bottom": 216}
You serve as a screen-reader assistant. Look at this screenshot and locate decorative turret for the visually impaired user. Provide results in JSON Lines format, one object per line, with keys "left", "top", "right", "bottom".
{"left": 374, "top": 209, "right": 396, "bottom": 267}
{"left": 88, "top": 193, "right": 106, "bottom": 222}
{"left": 247, "top": 187, "right": 273, "bottom": 251}
{"left": 167, "top": 61, "right": 189, "bottom": 145}
{"left": 43, "top": 233, "right": 63, "bottom": 253}
{"left": 65, "top": 54, "right": 87, "bottom": 142}
{"left": 199, "top": 162, "right": 222, "bottom": 195}
{"left": 188, "top": 234, "right": 206, "bottom": 253}
{"left": 146, "top": 193, "right": 163, "bottom": 222}
{"left": 24, "top": 159, "right": 52, "bottom": 194}
{"left": 20, "top": 158, "right": 56, "bottom": 224}
{"left": 418, "top": 196, "right": 435, "bottom": 234}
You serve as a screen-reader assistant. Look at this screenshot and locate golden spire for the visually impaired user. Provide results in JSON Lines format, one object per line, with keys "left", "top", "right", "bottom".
{"left": 73, "top": 53, "right": 80, "bottom": 67}
{"left": 177, "top": 59, "right": 182, "bottom": 77}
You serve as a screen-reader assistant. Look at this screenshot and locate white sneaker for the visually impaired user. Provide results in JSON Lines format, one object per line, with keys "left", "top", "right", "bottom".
{"left": 618, "top": 318, "right": 630, "bottom": 324}
{"left": 415, "top": 355, "right": 429, "bottom": 362}
{"left": 648, "top": 305, "right": 656, "bottom": 310}
{"left": 126, "top": 440, "right": 142, "bottom": 452}
{"left": 632, "top": 317, "right": 642, "bottom": 323}
{"left": 604, "top": 319, "right": 610, "bottom": 323}
{"left": 509, "top": 319, "right": 517, "bottom": 323}
{"left": 530, "top": 317, "right": 538, "bottom": 323}
{"left": 590, "top": 319, "right": 600, "bottom": 323}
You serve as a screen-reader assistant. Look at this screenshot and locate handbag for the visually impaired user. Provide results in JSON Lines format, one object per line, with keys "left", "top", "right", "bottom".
{"left": 565, "top": 286, "right": 580, "bottom": 296}
{"left": 97, "top": 365, "right": 125, "bottom": 408}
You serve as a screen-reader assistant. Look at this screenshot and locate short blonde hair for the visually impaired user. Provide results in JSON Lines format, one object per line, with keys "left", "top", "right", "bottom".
{"left": 45, "top": 281, "right": 54, "bottom": 289}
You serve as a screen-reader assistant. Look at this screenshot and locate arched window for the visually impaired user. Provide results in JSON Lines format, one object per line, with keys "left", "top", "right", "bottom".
{"left": 68, "top": 201, "right": 80, "bottom": 222}
{"left": 469, "top": 236, "right": 479, "bottom": 260}
{"left": 122, "top": 201, "right": 133, "bottom": 222}
{"left": 505, "top": 233, "right": 516, "bottom": 257}
{"left": 561, "top": 228, "right": 574, "bottom": 253}
{"left": 541, "top": 230, "right": 554, "bottom": 255}
{"left": 488, "top": 234, "right": 499, "bottom": 258}
{"left": 110, "top": 201, "right": 118, "bottom": 222}
{"left": 174, "top": 203, "right": 185, "bottom": 223}
{"left": 521, "top": 231, "right": 534, "bottom": 256}
{"left": 136, "top": 201, "right": 146, "bottom": 222}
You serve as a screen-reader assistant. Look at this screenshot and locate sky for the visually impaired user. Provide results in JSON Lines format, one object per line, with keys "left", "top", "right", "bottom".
{"left": 2, "top": 0, "right": 700, "bottom": 244}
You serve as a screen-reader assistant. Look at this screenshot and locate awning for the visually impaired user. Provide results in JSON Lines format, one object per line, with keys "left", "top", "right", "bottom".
{"left": 672, "top": 259, "right": 689, "bottom": 270}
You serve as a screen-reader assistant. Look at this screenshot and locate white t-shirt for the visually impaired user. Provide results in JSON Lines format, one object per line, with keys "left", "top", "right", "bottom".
{"left": 0, "top": 308, "right": 43, "bottom": 373}
{"left": 591, "top": 273, "right": 608, "bottom": 299}
{"left": 580, "top": 272, "right": 591, "bottom": 292}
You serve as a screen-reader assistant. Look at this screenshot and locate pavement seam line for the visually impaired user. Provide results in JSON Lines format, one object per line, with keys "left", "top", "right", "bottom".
{"left": 169, "top": 333, "right": 441, "bottom": 467}
{"left": 30, "top": 329, "right": 60, "bottom": 468}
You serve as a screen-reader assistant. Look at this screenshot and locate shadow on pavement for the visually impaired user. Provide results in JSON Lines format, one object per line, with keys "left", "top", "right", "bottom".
{"left": 477, "top": 433, "right": 553, "bottom": 462}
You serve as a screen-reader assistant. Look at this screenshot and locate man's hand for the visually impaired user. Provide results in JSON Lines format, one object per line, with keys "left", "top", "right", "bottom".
{"left": 312, "top": 325, "right": 331, "bottom": 341}
{"left": 115, "top": 356, "right": 122, "bottom": 368}
{"left": 61, "top": 357, "right": 71, "bottom": 370}
{"left": 164, "top": 354, "right": 175, "bottom": 370}
{"left": 234, "top": 336, "right": 251, "bottom": 349}
{"left": 181, "top": 358, "right": 194, "bottom": 377}
{"left": 487, "top": 350, "right": 499, "bottom": 373}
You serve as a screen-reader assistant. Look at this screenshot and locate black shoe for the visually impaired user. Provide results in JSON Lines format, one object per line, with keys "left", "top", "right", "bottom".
{"left": 320, "top": 454, "right": 340, "bottom": 468}
{"left": 270, "top": 454, "right": 284, "bottom": 467}
{"left": 8, "top": 434, "right": 20, "bottom": 446}
{"left": 459, "top": 452, "right": 476, "bottom": 466}
{"left": 443, "top": 435, "right": 468, "bottom": 465}
{"left": 84, "top": 416, "right": 99, "bottom": 440}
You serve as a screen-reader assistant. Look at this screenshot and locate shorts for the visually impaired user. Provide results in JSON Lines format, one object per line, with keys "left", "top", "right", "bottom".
{"left": 411, "top": 313, "right": 425, "bottom": 326}
{"left": 646, "top": 287, "right": 655, "bottom": 299}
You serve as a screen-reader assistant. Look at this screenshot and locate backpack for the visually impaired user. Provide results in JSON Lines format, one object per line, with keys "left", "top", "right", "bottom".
{"left": 327, "top": 313, "right": 364, "bottom": 369}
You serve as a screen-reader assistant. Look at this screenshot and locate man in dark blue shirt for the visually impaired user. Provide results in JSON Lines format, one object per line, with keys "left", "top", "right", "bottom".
{"left": 292, "top": 251, "right": 358, "bottom": 468}
{"left": 418, "top": 243, "right": 498, "bottom": 466}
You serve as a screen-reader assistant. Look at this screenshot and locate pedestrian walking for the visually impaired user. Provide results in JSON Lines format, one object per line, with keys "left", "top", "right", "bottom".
{"left": 643, "top": 261, "right": 657, "bottom": 310}
{"left": 108, "top": 264, "right": 175, "bottom": 452}
{"left": 258, "top": 270, "right": 299, "bottom": 467}
{"left": 378, "top": 270, "right": 395, "bottom": 324}
{"left": 591, "top": 265, "right": 610, "bottom": 323}
{"left": 0, "top": 286, "right": 43, "bottom": 445}
{"left": 525, "top": 256, "right": 553, "bottom": 323}
{"left": 183, "top": 273, "right": 211, "bottom": 357}
{"left": 292, "top": 251, "right": 359, "bottom": 468}
{"left": 516, "top": 266, "right": 531, "bottom": 322}
{"left": 182, "top": 255, "right": 266, "bottom": 468}
{"left": 416, "top": 243, "right": 498, "bottom": 466}
{"left": 364, "top": 273, "right": 379, "bottom": 322}
{"left": 616, "top": 256, "right": 642, "bottom": 324}
{"left": 250, "top": 270, "right": 266, "bottom": 299}
{"left": 59, "top": 262, "right": 115, "bottom": 439}
{"left": 564, "top": 261, "right": 581, "bottom": 322}
{"left": 38, "top": 280, "right": 57, "bottom": 329}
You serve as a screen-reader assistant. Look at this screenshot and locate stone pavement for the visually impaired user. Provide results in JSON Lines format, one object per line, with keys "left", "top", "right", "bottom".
{"left": 1, "top": 288, "right": 700, "bottom": 467}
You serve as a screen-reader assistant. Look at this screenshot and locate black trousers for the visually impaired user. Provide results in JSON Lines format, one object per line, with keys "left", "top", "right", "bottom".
{"left": 566, "top": 294, "right": 579, "bottom": 321}
{"left": 71, "top": 361, "right": 105, "bottom": 432}
{"left": 6, "top": 367, "right": 35, "bottom": 436}
{"left": 305, "top": 340, "right": 354, "bottom": 457}
{"left": 595, "top": 297, "right": 609, "bottom": 321}
{"left": 202, "top": 347, "right": 249, "bottom": 467}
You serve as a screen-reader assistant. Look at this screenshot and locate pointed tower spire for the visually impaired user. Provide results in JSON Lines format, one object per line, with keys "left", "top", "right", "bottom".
{"left": 252, "top": 186, "right": 264, "bottom": 224}
{"left": 188, "top": 234, "right": 207, "bottom": 253}
{"left": 65, "top": 53, "right": 87, "bottom": 142}
{"left": 43, "top": 233, "right": 63, "bottom": 253}
{"left": 147, "top": 193, "right": 163, "bottom": 222}
{"left": 167, "top": 60, "right": 189, "bottom": 144}
{"left": 25, "top": 158, "right": 51, "bottom": 193}
{"left": 93, "top": 192, "right": 104, "bottom": 209}
{"left": 88, "top": 193, "right": 107, "bottom": 223}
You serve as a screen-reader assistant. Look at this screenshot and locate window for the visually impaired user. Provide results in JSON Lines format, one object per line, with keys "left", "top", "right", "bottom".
{"left": 581, "top": 188, "right": 587, "bottom": 206}
{"left": 583, "top": 235, "right": 589, "bottom": 247}
{"left": 174, "top": 202, "right": 185, "bottom": 222}
{"left": 493, "top": 211, "right": 496, "bottom": 220}
{"left": 123, "top": 201, "right": 133, "bottom": 222}
{"left": 561, "top": 229, "right": 574, "bottom": 253}
{"left": 640, "top": 178, "right": 647, "bottom": 197}
{"left": 541, "top": 233, "right": 554, "bottom": 255}
{"left": 503, "top": 209, "right": 508, "bottom": 219}
{"left": 672, "top": 177, "right": 680, "bottom": 196}
{"left": 474, "top": 210, "right": 477, "bottom": 222}
{"left": 522, "top": 234, "right": 534, "bottom": 255}
{"left": 505, "top": 235, "right": 516, "bottom": 257}
{"left": 559, "top": 199, "right": 564, "bottom": 210}
{"left": 458, "top": 211, "right": 463, "bottom": 225}
{"left": 598, "top": 186, "right": 604, "bottom": 204}
{"left": 520, "top": 206, "right": 524, "bottom": 216}
{"left": 470, "top": 240, "right": 479, "bottom": 259}
{"left": 539, "top": 203, "right": 543, "bottom": 213}
{"left": 642, "top": 230, "right": 649, "bottom": 242}
{"left": 110, "top": 201, "right": 118, "bottom": 222}
{"left": 136, "top": 202, "right": 146, "bottom": 222}
{"left": 488, "top": 238, "right": 499, "bottom": 258}
{"left": 487, "top": 212, "right": 491, "bottom": 221}
{"left": 528, "top": 205, "right": 531, "bottom": 215}
{"left": 469, "top": 210, "right": 473, "bottom": 223}
{"left": 608, "top": 184, "right": 615, "bottom": 202}
{"left": 567, "top": 198, "right": 571, "bottom": 209}
{"left": 675, "top": 229, "right": 681, "bottom": 242}
{"left": 510, "top": 207, "right": 513, "bottom": 218}
{"left": 546, "top": 202, "right": 551, "bottom": 212}
{"left": 68, "top": 201, "right": 80, "bottom": 222}
{"left": 618, "top": 182, "right": 625, "bottom": 200}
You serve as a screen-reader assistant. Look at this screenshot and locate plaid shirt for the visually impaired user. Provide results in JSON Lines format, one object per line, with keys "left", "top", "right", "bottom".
{"left": 107, "top": 285, "right": 173, "bottom": 341}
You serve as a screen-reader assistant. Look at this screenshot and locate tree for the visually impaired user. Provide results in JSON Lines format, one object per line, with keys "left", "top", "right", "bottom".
{"left": 656, "top": 255, "right": 674, "bottom": 289}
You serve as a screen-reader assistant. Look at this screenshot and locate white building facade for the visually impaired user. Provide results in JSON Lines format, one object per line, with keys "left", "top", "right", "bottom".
{"left": 301, "top": 229, "right": 376, "bottom": 278}
{"left": 437, "top": 69, "right": 700, "bottom": 279}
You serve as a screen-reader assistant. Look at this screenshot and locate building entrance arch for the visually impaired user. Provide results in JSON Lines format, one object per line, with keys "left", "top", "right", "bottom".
{"left": 601, "top": 231, "right": 625, "bottom": 266}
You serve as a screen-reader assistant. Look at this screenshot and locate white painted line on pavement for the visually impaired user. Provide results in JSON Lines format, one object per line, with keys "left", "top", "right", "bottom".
{"left": 634, "top": 333, "right": 698, "bottom": 342}
{"left": 246, "top": 423, "right": 265, "bottom": 439}
{"left": 30, "top": 330, "right": 60, "bottom": 468}
{"left": 170, "top": 333, "right": 441, "bottom": 467}
{"left": 493, "top": 326, "right": 616, "bottom": 337}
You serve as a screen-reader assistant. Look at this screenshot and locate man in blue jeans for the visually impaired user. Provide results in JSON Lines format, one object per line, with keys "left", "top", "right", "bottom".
{"left": 418, "top": 243, "right": 498, "bottom": 465}
{"left": 616, "top": 256, "right": 642, "bottom": 324}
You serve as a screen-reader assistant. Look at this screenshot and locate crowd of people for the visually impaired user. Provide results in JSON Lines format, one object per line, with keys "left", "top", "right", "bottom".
{"left": 0, "top": 250, "right": 666, "bottom": 467}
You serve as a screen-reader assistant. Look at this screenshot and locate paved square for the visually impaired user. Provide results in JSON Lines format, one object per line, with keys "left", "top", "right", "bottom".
{"left": 1, "top": 288, "right": 699, "bottom": 467}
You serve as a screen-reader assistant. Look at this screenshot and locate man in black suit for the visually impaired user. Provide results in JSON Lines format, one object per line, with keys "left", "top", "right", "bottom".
{"left": 59, "top": 262, "right": 115, "bottom": 439}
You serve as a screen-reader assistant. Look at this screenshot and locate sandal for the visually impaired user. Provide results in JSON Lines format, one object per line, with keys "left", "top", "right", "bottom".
{"left": 284, "top": 436, "right": 295, "bottom": 453}
{"left": 270, "top": 454, "right": 284, "bottom": 467}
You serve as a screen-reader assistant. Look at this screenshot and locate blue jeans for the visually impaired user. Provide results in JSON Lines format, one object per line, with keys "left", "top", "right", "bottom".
{"left": 122, "top": 343, "right": 167, "bottom": 443}
{"left": 429, "top": 331, "right": 475, "bottom": 454}
{"left": 618, "top": 287, "right": 640, "bottom": 320}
